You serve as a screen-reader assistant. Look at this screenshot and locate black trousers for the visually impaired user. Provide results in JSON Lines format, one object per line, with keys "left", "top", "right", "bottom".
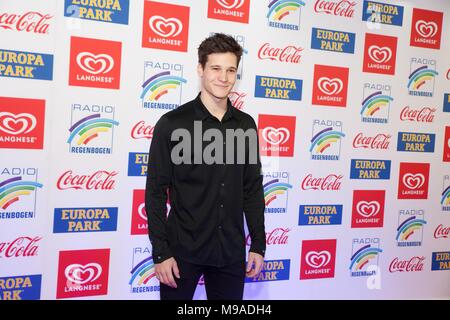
{"left": 160, "top": 258, "right": 246, "bottom": 300}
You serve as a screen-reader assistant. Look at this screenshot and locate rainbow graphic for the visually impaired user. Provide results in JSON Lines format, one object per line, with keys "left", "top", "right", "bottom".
{"left": 361, "top": 91, "right": 393, "bottom": 117}
{"left": 67, "top": 114, "right": 119, "bottom": 145}
{"left": 408, "top": 66, "right": 438, "bottom": 90}
{"left": 396, "top": 216, "right": 426, "bottom": 241}
{"left": 0, "top": 176, "right": 43, "bottom": 210}
{"left": 141, "top": 71, "right": 187, "bottom": 102}
{"left": 441, "top": 185, "right": 450, "bottom": 205}
{"left": 263, "top": 179, "right": 292, "bottom": 206}
{"left": 267, "top": 0, "right": 305, "bottom": 21}
{"left": 129, "top": 256, "right": 157, "bottom": 286}
{"left": 309, "top": 127, "right": 345, "bottom": 154}
{"left": 350, "top": 245, "right": 383, "bottom": 271}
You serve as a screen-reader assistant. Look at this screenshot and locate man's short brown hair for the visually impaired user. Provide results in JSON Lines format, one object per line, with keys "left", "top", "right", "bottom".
{"left": 198, "top": 33, "right": 243, "bottom": 69}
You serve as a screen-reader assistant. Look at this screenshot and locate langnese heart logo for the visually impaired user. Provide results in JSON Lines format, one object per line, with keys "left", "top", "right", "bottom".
{"left": 356, "top": 201, "right": 380, "bottom": 218}
{"left": 216, "top": 0, "right": 245, "bottom": 9}
{"left": 318, "top": 77, "right": 343, "bottom": 95}
{"left": 415, "top": 20, "right": 438, "bottom": 38}
{"left": 305, "top": 251, "right": 331, "bottom": 268}
{"left": 76, "top": 52, "right": 114, "bottom": 75}
{"left": 262, "top": 127, "right": 290, "bottom": 145}
{"left": 368, "top": 45, "right": 392, "bottom": 63}
{"left": 0, "top": 112, "right": 36, "bottom": 135}
{"left": 138, "top": 203, "right": 148, "bottom": 221}
{"left": 403, "top": 173, "right": 425, "bottom": 190}
{"left": 149, "top": 16, "right": 183, "bottom": 38}
{"left": 65, "top": 263, "right": 102, "bottom": 285}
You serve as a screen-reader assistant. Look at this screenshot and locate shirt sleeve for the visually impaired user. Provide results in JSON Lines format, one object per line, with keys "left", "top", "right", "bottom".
{"left": 145, "top": 115, "right": 173, "bottom": 264}
{"left": 243, "top": 117, "right": 266, "bottom": 257}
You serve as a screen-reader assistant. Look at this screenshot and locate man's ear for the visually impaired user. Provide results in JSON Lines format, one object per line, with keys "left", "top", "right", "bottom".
{"left": 197, "top": 63, "right": 204, "bottom": 77}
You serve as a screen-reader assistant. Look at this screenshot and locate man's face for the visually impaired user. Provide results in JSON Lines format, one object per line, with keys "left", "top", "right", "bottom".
{"left": 197, "top": 52, "right": 238, "bottom": 101}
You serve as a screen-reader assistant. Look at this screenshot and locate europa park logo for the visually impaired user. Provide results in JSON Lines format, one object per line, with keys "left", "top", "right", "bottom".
{"left": 410, "top": 8, "right": 443, "bottom": 49}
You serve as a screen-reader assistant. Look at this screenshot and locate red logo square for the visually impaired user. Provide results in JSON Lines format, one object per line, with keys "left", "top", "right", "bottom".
{"left": 410, "top": 8, "right": 443, "bottom": 49}
{"left": 312, "top": 65, "right": 349, "bottom": 107}
{"left": 351, "top": 190, "right": 385, "bottom": 228}
{"left": 300, "top": 239, "right": 336, "bottom": 280}
{"left": 443, "top": 127, "right": 450, "bottom": 162}
{"left": 0, "top": 97, "right": 45, "bottom": 149}
{"left": 69, "top": 36, "right": 122, "bottom": 89}
{"left": 258, "top": 114, "right": 296, "bottom": 157}
{"left": 56, "top": 249, "right": 110, "bottom": 299}
{"left": 363, "top": 33, "right": 397, "bottom": 75}
{"left": 142, "top": 1, "right": 190, "bottom": 52}
{"left": 398, "top": 162, "right": 430, "bottom": 199}
{"left": 207, "top": 0, "right": 250, "bottom": 24}
{"left": 131, "top": 189, "right": 148, "bottom": 235}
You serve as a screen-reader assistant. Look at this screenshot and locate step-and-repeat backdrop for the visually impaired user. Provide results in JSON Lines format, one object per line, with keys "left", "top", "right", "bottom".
{"left": 1, "top": 0, "right": 449, "bottom": 300}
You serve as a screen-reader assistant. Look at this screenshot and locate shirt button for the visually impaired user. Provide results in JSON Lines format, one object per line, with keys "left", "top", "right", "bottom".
{"left": 218, "top": 225, "right": 222, "bottom": 229}
{"left": 220, "top": 204, "right": 224, "bottom": 208}
{"left": 221, "top": 183, "right": 225, "bottom": 187}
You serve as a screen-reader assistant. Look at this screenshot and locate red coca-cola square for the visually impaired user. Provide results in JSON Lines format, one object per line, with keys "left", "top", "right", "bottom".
{"left": 207, "top": 0, "right": 250, "bottom": 24}
{"left": 351, "top": 190, "right": 385, "bottom": 228}
{"left": 131, "top": 189, "right": 148, "bottom": 235}
{"left": 410, "top": 8, "right": 443, "bottom": 49}
{"left": 0, "top": 97, "right": 45, "bottom": 149}
{"left": 142, "top": 1, "right": 190, "bottom": 52}
{"left": 398, "top": 162, "right": 430, "bottom": 199}
{"left": 363, "top": 33, "right": 397, "bottom": 75}
{"left": 69, "top": 36, "right": 122, "bottom": 89}
{"left": 300, "top": 239, "right": 336, "bottom": 280}
{"left": 312, "top": 64, "right": 349, "bottom": 107}
{"left": 443, "top": 126, "right": 450, "bottom": 162}
{"left": 56, "top": 249, "right": 110, "bottom": 299}
{"left": 258, "top": 114, "right": 296, "bottom": 157}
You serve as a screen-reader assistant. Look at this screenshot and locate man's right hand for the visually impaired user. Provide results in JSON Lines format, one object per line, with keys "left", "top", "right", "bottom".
{"left": 155, "top": 257, "right": 180, "bottom": 288}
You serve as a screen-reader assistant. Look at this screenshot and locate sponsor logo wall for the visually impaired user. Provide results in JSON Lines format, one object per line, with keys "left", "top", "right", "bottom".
{"left": 0, "top": 0, "right": 449, "bottom": 300}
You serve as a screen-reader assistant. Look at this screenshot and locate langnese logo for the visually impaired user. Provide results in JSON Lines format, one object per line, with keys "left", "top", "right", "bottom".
{"left": 310, "top": 119, "right": 345, "bottom": 161}
{"left": 258, "top": 43, "right": 303, "bottom": 64}
{"left": 131, "top": 189, "right": 147, "bottom": 235}
{"left": 350, "top": 159, "right": 391, "bottom": 180}
{"left": 397, "top": 162, "right": 430, "bottom": 200}
{"left": 131, "top": 121, "right": 154, "bottom": 140}
{"left": 299, "top": 205, "right": 343, "bottom": 226}
{"left": 351, "top": 190, "right": 385, "bottom": 228}
{"left": 410, "top": 8, "right": 443, "bottom": 49}
{"left": 0, "top": 10, "right": 52, "bottom": 34}
{"left": 442, "top": 175, "right": 450, "bottom": 212}
{"left": 0, "top": 236, "right": 41, "bottom": 259}
{"left": 255, "top": 75, "right": 302, "bottom": 101}
{"left": 314, "top": 0, "right": 356, "bottom": 18}
{"left": 353, "top": 132, "right": 391, "bottom": 150}
{"left": 56, "top": 249, "right": 110, "bottom": 299}
{"left": 444, "top": 127, "right": 450, "bottom": 162}
{"left": 311, "top": 27, "right": 355, "bottom": 54}
{"left": 64, "top": 0, "right": 129, "bottom": 25}
{"left": 363, "top": 33, "right": 397, "bottom": 75}
{"left": 57, "top": 170, "right": 117, "bottom": 191}
{"left": 210, "top": 33, "right": 247, "bottom": 80}
{"left": 129, "top": 247, "right": 160, "bottom": 294}
{"left": 142, "top": 1, "right": 190, "bottom": 52}
{"left": 312, "top": 65, "right": 349, "bottom": 107}
{"left": 69, "top": 36, "right": 122, "bottom": 89}
{"left": 350, "top": 238, "right": 382, "bottom": 277}
{"left": 431, "top": 252, "right": 450, "bottom": 271}
{"left": 361, "top": 82, "right": 392, "bottom": 124}
{"left": 301, "top": 173, "right": 343, "bottom": 191}
{"left": 400, "top": 106, "right": 436, "bottom": 123}
{"left": 408, "top": 57, "right": 438, "bottom": 97}
{"left": 0, "top": 168, "right": 43, "bottom": 221}
{"left": 267, "top": 0, "right": 305, "bottom": 31}
{"left": 67, "top": 103, "right": 118, "bottom": 155}
{"left": 444, "top": 94, "right": 450, "bottom": 113}
{"left": 128, "top": 153, "right": 148, "bottom": 177}
{"left": 0, "top": 49, "right": 53, "bottom": 80}
{"left": 397, "top": 132, "right": 435, "bottom": 153}
{"left": 208, "top": 0, "right": 250, "bottom": 24}
{"left": 389, "top": 256, "right": 425, "bottom": 273}
{"left": 396, "top": 209, "right": 426, "bottom": 247}
{"left": 141, "top": 61, "right": 186, "bottom": 110}
{"left": 362, "top": 1, "right": 404, "bottom": 26}
{"left": 258, "top": 114, "right": 296, "bottom": 157}
{"left": 263, "top": 171, "right": 292, "bottom": 214}
{"left": 53, "top": 207, "right": 118, "bottom": 233}
{"left": 300, "top": 239, "right": 336, "bottom": 280}
{"left": 0, "top": 97, "right": 45, "bottom": 149}
{"left": 0, "top": 275, "right": 41, "bottom": 300}
{"left": 245, "top": 259, "right": 290, "bottom": 282}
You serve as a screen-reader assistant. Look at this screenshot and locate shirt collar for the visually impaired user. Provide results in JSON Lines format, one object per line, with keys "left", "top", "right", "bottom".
{"left": 194, "top": 93, "right": 237, "bottom": 122}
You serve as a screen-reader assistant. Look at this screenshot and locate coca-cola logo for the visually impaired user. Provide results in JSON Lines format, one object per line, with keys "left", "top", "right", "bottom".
{"left": 305, "top": 251, "right": 331, "bottom": 268}
{"left": 0, "top": 236, "right": 42, "bottom": 258}
{"left": 317, "top": 77, "right": 343, "bottom": 95}
{"left": 403, "top": 174, "right": 425, "bottom": 190}
{"left": 353, "top": 133, "right": 391, "bottom": 150}
{"left": 446, "top": 68, "right": 450, "bottom": 80}
{"left": 76, "top": 52, "right": 114, "bottom": 75}
{"left": 301, "top": 174, "right": 343, "bottom": 191}
{"left": 0, "top": 112, "right": 36, "bottom": 135}
{"left": 389, "top": 256, "right": 425, "bottom": 273}
{"left": 246, "top": 227, "right": 290, "bottom": 246}
{"left": 148, "top": 16, "right": 183, "bottom": 38}
{"left": 131, "top": 121, "right": 154, "bottom": 140}
{"left": 434, "top": 224, "right": 450, "bottom": 239}
{"left": 216, "top": 0, "right": 245, "bottom": 9}
{"left": 356, "top": 201, "right": 380, "bottom": 218}
{"left": 57, "top": 170, "right": 117, "bottom": 191}
{"left": 261, "top": 127, "right": 290, "bottom": 145}
{"left": 257, "top": 43, "right": 303, "bottom": 64}
{"left": 0, "top": 11, "right": 52, "bottom": 34}
{"left": 368, "top": 45, "right": 392, "bottom": 63}
{"left": 65, "top": 263, "right": 102, "bottom": 284}
{"left": 314, "top": 0, "right": 356, "bottom": 18}
{"left": 415, "top": 20, "right": 438, "bottom": 38}
{"left": 229, "top": 91, "right": 246, "bottom": 110}
{"left": 400, "top": 106, "right": 435, "bottom": 123}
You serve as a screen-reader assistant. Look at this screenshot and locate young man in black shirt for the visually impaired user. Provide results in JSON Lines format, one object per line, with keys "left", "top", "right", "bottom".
{"left": 145, "top": 33, "right": 265, "bottom": 300}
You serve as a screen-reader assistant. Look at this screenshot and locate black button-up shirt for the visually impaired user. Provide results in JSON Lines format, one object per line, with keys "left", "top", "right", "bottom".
{"left": 145, "top": 94, "right": 266, "bottom": 267}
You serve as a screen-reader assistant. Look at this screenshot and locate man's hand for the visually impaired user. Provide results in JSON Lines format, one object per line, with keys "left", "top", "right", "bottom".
{"left": 155, "top": 257, "right": 180, "bottom": 288}
{"left": 246, "top": 252, "right": 264, "bottom": 278}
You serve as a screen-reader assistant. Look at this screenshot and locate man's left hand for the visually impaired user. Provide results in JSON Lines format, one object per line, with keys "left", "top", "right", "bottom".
{"left": 246, "top": 252, "right": 264, "bottom": 278}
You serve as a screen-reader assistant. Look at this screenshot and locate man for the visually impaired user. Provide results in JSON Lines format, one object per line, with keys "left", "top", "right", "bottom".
{"left": 145, "top": 33, "right": 265, "bottom": 300}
